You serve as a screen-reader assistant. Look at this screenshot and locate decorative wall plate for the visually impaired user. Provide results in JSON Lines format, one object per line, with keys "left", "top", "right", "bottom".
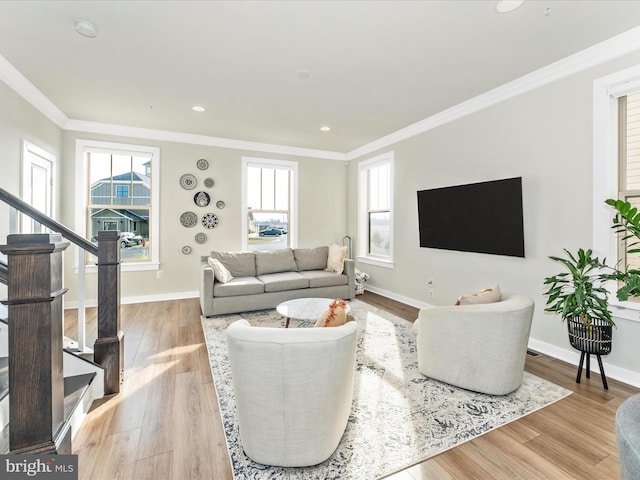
{"left": 201, "top": 212, "right": 219, "bottom": 229}
{"left": 180, "top": 174, "right": 197, "bottom": 190}
{"left": 216, "top": 200, "right": 225, "bottom": 209}
{"left": 182, "top": 245, "right": 192, "bottom": 255}
{"left": 179, "top": 211, "right": 198, "bottom": 228}
{"left": 204, "top": 177, "right": 215, "bottom": 188}
{"left": 196, "top": 158, "right": 209, "bottom": 170}
{"left": 195, "top": 232, "right": 208, "bottom": 244}
{"left": 194, "top": 191, "right": 210, "bottom": 207}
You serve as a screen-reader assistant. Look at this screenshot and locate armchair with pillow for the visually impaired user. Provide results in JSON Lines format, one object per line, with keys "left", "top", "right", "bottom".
{"left": 413, "top": 288, "right": 534, "bottom": 395}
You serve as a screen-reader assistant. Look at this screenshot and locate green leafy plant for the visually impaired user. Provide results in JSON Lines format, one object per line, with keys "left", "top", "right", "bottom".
{"left": 543, "top": 248, "right": 613, "bottom": 325}
{"left": 604, "top": 198, "right": 640, "bottom": 301}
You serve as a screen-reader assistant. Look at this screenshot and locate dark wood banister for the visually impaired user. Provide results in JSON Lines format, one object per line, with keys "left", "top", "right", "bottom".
{"left": 0, "top": 187, "right": 97, "bottom": 256}
{"left": 0, "top": 186, "right": 124, "bottom": 453}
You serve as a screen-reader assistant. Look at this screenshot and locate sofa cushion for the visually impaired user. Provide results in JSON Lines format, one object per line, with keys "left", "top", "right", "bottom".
{"left": 213, "top": 276, "right": 264, "bottom": 297}
{"left": 255, "top": 249, "right": 298, "bottom": 275}
{"left": 294, "top": 247, "right": 329, "bottom": 271}
{"left": 455, "top": 284, "right": 501, "bottom": 306}
{"left": 325, "top": 243, "right": 348, "bottom": 274}
{"left": 207, "top": 257, "right": 234, "bottom": 283}
{"left": 300, "top": 270, "right": 348, "bottom": 288}
{"left": 257, "top": 272, "right": 309, "bottom": 293}
{"left": 210, "top": 251, "right": 256, "bottom": 277}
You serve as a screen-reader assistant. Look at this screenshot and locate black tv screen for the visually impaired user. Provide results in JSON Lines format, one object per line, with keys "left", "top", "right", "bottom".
{"left": 417, "top": 177, "right": 525, "bottom": 257}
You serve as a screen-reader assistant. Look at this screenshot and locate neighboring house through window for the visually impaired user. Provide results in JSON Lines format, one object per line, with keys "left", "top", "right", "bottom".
{"left": 242, "top": 157, "right": 297, "bottom": 251}
{"left": 75, "top": 140, "right": 160, "bottom": 270}
{"left": 358, "top": 151, "right": 394, "bottom": 268}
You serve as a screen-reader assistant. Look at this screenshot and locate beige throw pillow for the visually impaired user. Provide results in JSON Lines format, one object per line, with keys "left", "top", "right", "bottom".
{"left": 455, "top": 284, "right": 501, "bottom": 306}
{"left": 207, "top": 257, "right": 234, "bottom": 284}
{"left": 325, "top": 243, "right": 348, "bottom": 274}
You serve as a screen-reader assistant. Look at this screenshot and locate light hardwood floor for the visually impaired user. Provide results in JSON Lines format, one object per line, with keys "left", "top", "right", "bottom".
{"left": 66, "top": 292, "right": 639, "bottom": 480}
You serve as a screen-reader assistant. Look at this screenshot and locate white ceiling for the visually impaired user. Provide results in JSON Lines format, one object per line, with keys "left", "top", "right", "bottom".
{"left": 1, "top": 0, "right": 640, "bottom": 154}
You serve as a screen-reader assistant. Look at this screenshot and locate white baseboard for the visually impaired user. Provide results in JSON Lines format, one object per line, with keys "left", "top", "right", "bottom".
{"left": 363, "top": 285, "right": 433, "bottom": 311}
{"left": 64, "top": 290, "right": 199, "bottom": 309}
{"left": 365, "top": 287, "right": 640, "bottom": 388}
{"left": 527, "top": 338, "right": 640, "bottom": 389}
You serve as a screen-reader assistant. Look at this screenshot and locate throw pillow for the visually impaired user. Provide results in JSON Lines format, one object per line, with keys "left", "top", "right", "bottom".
{"left": 325, "top": 243, "right": 348, "bottom": 274}
{"left": 455, "top": 284, "right": 501, "bottom": 306}
{"left": 314, "top": 298, "right": 355, "bottom": 327}
{"left": 207, "top": 257, "right": 234, "bottom": 284}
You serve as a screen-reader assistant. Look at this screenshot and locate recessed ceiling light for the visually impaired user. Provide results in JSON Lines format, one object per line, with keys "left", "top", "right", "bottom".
{"left": 192, "top": 105, "right": 206, "bottom": 112}
{"left": 74, "top": 19, "right": 97, "bottom": 38}
{"left": 297, "top": 70, "right": 311, "bottom": 79}
{"left": 496, "top": 0, "right": 525, "bottom": 13}
{"left": 320, "top": 126, "right": 331, "bottom": 132}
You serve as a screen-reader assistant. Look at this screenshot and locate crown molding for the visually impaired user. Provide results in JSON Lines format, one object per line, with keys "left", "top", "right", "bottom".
{"left": 64, "top": 119, "right": 348, "bottom": 161}
{"left": 4, "top": 24, "right": 640, "bottom": 162}
{"left": 0, "top": 54, "right": 68, "bottom": 128}
{"left": 346, "top": 25, "right": 640, "bottom": 160}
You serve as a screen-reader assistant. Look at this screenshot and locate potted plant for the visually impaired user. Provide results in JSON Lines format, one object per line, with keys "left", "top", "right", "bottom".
{"left": 543, "top": 248, "right": 613, "bottom": 389}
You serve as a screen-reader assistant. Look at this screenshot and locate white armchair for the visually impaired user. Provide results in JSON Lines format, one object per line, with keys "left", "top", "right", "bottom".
{"left": 413, "top": 293, "right": 534, "bottom": 395}
{"left": 225, "top": 319, "right": 358, "bottom": 467}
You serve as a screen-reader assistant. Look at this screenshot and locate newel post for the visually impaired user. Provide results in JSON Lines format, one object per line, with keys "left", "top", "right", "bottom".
{"left": 94, "top": 230, "right": 124, "bottom": 394}
{"left": 0, "top": 233, "right": 70, "bottom": 454}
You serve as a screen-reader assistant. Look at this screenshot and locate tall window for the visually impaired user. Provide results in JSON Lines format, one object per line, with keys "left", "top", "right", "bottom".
{"left": 21, "top": 140, "right": 54, "bottom": 234}
{"left": 358, "top": 152, "right": 394, "bottom": 266}
{"left": 76, "top": 140, "right": 160, "bottom": 269}
{"left": 617, "top": 92, "right": 640, "bottom": 277}
{"left": 242, "top": 158, "right": 297, "bottom": 251}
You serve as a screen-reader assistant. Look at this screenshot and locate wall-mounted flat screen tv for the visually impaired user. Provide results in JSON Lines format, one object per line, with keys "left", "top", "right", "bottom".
{"left": 417, "top": 177, "right": 525, "bottom": 257}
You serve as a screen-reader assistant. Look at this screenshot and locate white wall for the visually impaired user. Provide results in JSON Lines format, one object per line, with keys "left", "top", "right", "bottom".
{"left": 59, "top": 130, "right": 348, "bottom": 304}
{"left": 0, "top": 80, "right": 62, "bottom": 299}
{"left": 347, "top": 50, "right": 640, "bottom": 385}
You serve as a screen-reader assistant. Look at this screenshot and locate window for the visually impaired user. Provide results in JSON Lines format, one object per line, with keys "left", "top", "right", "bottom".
{"left": 242, "top": 157, "right": 297, "bottom": 251}
{"left": 593, "top": 65, "right": 640, "bottom": 317}
{"left": 21, "top": 140, "right": 55, "bottom": 234}
{"left": 75, "top": 140, "right": 160, "bottom": 270}
{"left": 358, "top": 152, "right": 394, "bottom": 267}
{"left": 617, "top": 92, "right": 640, "bottom": 278}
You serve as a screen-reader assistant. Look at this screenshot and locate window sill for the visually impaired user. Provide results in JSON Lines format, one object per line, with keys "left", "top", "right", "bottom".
{"left": 609, "top": 300, "right": 640, "bottom": 323}
{"left": 356, "top": 256, "right": 394, "bottom": 269}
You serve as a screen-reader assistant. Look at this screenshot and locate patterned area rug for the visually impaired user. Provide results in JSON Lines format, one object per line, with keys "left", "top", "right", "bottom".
{"left": 201, "top": 299, "right": 572, "bottom": 480}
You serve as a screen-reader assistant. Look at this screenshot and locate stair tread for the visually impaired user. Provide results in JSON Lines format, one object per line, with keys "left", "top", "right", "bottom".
{"left": 0, "top": 305, "right": 7, "bottom": 325}
{"left": 0, "top": 372, "right": 96, "bottom": 454}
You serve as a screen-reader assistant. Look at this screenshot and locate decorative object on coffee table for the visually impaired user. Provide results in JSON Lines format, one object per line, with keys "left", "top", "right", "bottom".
{"left": 277, "top": 297, "right": 350, "bottom": 328}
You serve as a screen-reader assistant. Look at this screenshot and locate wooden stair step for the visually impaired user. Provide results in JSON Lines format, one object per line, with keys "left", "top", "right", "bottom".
{"left": 0, "top": 372, "right": 96, "bottom": 454}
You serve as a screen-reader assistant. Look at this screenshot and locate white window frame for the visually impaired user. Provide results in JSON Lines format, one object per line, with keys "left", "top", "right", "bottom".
{"left": 75, "top": 139, "right": 160, "bottom": 272}
{"left": 21, "top": 140, "right": 55, "bottom": 233}
{"left": 593, "top": 64, "right": 640, "bottom": 321}
{"left": 357, "top": 151, "right": 394, "bottom": 268}
{"left": 241, "top": 157, "right": 298, "bottom": 251}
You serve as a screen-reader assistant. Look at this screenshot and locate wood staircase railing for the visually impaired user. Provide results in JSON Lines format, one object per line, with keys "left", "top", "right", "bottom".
{"left": 0, "top": 187, "right": 123, "bottom": 454}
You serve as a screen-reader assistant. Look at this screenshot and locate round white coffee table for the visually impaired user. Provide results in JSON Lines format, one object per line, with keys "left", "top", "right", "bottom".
{"left": 276, "top": 297, "right": 351, "bottom": 328}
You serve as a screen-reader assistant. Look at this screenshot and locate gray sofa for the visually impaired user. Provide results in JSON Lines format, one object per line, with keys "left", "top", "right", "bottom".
{"left": 200, "top": 246, "right": 355, "bottom": 317}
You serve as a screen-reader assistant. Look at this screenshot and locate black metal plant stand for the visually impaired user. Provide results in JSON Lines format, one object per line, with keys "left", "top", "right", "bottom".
{"left": 567, "top": 317, "right": 612, "bottom": 390}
